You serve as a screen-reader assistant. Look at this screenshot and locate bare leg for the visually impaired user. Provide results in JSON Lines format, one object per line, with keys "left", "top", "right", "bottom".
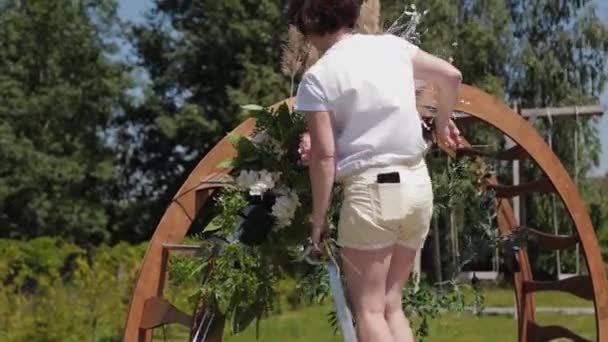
{"left": 342, "top": 246, "right": 394, "bottom": 342}
{"left": 385, "top": 244, "right": 417, "bottom": 342}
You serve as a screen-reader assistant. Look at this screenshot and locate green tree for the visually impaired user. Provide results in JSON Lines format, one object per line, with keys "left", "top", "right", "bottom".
{"left": 0, "top": 238, "right": 146, "bottom": 342}
{"left": 380, "top": 0, "right": 607, "bottom": 276}
{"left": 508, "top": 1, "right": 608, "bottom": 275}
{"left": 0, "top": 0, "right": 131, "bottom": 244}
{"left": 117, "top": 0, "right": 289, "bottom": 239}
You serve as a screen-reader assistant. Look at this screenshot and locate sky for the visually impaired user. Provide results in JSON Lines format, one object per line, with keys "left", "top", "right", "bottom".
{"left": 118, "top": 0, "right": 608, "bottom": 176}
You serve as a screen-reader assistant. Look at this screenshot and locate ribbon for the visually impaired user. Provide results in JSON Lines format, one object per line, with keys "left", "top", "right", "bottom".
{"left": 298, "top": 240, "right": 358, "bottom": 342}
{"left": 328, "top": 258, "right": 358, "bottom": 342}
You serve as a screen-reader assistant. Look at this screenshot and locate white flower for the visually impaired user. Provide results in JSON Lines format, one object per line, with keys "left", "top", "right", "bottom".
{"left": 250, "top": 170, "right": 277, "bottom": 196}
{"left": 272, "top": 191, "right": 300, "bottom": 229}
{"left": 236, "top": 170, "right": 258, "bottom": 190}
{"left": 236, "top": 169, "right": 281, "bottom": 196}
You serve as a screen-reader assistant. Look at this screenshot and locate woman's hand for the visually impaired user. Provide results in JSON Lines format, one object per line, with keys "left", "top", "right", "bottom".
{"left": 435, "top": 118, "right": 462, "bottom": 149}
{"left": 310, "top": 220, "right": 329, "bottom": 249}
{"left": 412, "top": 49, "right": 462, "bottom": 149}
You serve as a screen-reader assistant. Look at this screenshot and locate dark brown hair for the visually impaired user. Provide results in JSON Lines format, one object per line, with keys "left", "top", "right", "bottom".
{"left": 287, "top": 0, "right": 361, "bottom": 36}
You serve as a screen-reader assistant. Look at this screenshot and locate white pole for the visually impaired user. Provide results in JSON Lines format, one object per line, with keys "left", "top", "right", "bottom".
{"left": 510, "top": 102, "right": 520, "bottom": 321}
{"left": 508, "top": 103, "right": 521, "bottom": 226}
{"left": 511, "top": 148, "right": 520, "bottom": 225}
{"left": 574, "top": 107, "right": 581, "bottom": 276}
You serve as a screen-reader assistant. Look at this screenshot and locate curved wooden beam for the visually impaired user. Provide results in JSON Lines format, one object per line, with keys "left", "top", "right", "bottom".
{"left": 453, "top": 84, "right": 608, "bottom": 341}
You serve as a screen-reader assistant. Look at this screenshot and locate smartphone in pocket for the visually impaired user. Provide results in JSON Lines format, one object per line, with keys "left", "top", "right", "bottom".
{"left": 377, "top": 172, "right": 400, "bottom": 184}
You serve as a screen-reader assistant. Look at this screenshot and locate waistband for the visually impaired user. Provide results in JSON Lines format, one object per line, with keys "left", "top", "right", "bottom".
{"left": 338, "top": 158, "right": 427, "bottom": 185}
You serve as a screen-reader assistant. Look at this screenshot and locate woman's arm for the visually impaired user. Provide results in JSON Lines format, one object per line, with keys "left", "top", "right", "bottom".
{"left": 412, "top": 50, "right": 463, "bottom": 148}
{"left": 305, "top": 110, "right": 336, "bottom": 245}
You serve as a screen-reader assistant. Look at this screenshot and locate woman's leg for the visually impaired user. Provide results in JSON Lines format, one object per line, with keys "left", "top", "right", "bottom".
{"left": 342, "top": 246, "right": 394, "bottom": 342}
{"left": 385, "top": 244, "right": 418, "bottom": 342}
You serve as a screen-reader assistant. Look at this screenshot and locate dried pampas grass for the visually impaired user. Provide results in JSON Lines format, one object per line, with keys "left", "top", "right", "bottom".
{"left": 281, "top": 26, "right": 319, "bottom": 97}
{"left": 281, "top": 26, "right": 305, "bottom": 78}
{"left": 356, "top": 0, "right": 382, "bottom": 34}
{"left": 303, "top": 44, "right": 319, "bottom": 72}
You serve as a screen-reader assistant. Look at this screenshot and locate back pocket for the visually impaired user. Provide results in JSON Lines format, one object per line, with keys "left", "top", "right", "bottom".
{"left": 371, "top": 183, "right": 406, "bottom": 224}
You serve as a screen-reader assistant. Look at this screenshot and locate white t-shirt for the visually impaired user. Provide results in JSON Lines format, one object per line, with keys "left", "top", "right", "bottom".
{"left": 295, "top": 33, "right": 427, "bottom": 180}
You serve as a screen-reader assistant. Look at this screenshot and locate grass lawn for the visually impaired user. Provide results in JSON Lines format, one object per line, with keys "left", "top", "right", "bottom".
{"left": 221, "top": 306, "right": 595, "bottom": 342}
{"left": 473, "top": 286, "right": 591, "bottom": 308}
{"left": 155, "top": 304, "right": 596, "bottom": 342}
{"left": 155, "top": 285, "right": 595, "bottom": 341}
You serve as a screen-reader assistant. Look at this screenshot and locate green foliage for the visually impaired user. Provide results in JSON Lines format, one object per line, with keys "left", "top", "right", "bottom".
{"left": 206, "top": 188, "right": 249, "bottom": 237}
{"left": 232, "top": 104, "right": 309, "bottom": 190}
{"left": 177, "top": 104, "right": 314, "bottom": 334}
{"left": 201, "top": 244, "right": 278, "bottom": 335}
{"left": 293, "top": 265, "right": 332, "bottom": 306}
{"left": 429, "top": 156, "right": 500, "bottom": 277}
{"left": 116, "top": 0, "right": 290, "bottom": 239}
{"left": 403, "top": 282, "right": 470, "bottom": 339}
{"left": 0, "top": 237, "right": 82, "bottom": 288}
{"left": 0, "top": 238, "right": 146, "bottom": 342}
{"left": 0, "top": 0, "right": 131, "bottom": 244}
{"left": 585, "top": 176, "right": 608, "bottom": 261}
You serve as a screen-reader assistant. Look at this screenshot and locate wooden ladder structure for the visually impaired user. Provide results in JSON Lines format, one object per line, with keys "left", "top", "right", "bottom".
{"left": 122, "top": 85, "right": 608, "bottom": 342}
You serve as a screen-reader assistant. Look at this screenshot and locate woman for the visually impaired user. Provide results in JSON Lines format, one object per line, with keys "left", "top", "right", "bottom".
{"left": 287, "top": 1, "right": 462, "bottom": 341}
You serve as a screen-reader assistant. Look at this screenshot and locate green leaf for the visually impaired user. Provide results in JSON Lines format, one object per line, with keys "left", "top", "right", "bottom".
{"left": 228, "top": 133, "right": 244, "bottom": 146}
{"left": 203, "top": 220, "right": 222, "bottom": 233}
{"left": 218, "top": 158, "right": 234, "bottom": 169}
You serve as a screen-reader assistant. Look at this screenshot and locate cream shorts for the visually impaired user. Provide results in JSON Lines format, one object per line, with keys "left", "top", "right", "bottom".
{"left": 337, "top": 160, "right": 434, "bottom": 250}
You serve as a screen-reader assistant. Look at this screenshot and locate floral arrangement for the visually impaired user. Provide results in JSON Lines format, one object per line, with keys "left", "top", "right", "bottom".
{"left": 217, "top": 103, "right": 321, "bottom": 244}
{"left": 181, "top": 103, "right": 347, "bottom": 338}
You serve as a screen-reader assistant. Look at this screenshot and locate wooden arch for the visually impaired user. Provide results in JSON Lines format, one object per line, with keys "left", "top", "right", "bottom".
{"left": 123, "top": 84, "right": 608, "bottom": 342}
